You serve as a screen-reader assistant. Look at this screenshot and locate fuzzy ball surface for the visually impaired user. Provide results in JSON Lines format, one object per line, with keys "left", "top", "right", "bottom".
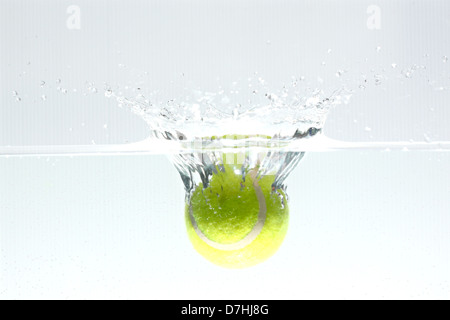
{"left": 186, "top": 167, "right": 289, "bottom": 268}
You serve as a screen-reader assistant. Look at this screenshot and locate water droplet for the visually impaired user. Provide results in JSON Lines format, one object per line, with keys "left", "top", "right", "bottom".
{"left": 265, "top": 93, "right": 278, "bottom": 102}
{"left": 81, "top": 122, "right": 85, "bottom": 127}
{"left": 56, "top": 79, "right": 61, "bottom": 84}
{"left": 443, "top": 56, "right": 448, "bottom": 63}
{"left": 376, "top": 46, "right": 381, "bottom": 53}
{"left": 41, "top": 95, "right": 47, "bottom": 101}
{"left": 424, "top": 133, "right": 431, "bottom": 143}
{"left": 103, "top": 124, "right": 108, "bottom": 129}
{"left": 374, "top": 74, "right": 383, "bottom": 85}
{"left": 364, "top": 126, "right": 372, "bottom": 132}
{"left": 327, "top": 49, "right": 332, "bottom": 54}
{"left": 40, "top": 81, "right": 46, "bottom": 87}
{"left": 402, "top": 69, "right": 414, "bottom": 78}
{"left": 233, "top": 107, "right": 239, "bottom": 119}
{"left": 252, "top": 90, "right": 258, "bottom": 95}
{"left": 266, "top": 40, "right": 271, "bottom": 45}
{"left": 12, "top": 91, "right": 18, "bottom": 97}
{"left": 15, "top": 97, "right": 21, "bottom": 102}
{"left": 61, "top": 88, "right": 67, "bottom": 94}
{"left": 336, "top": 70, "right": 344, "bottom": 78}
{"left": 391, "top": 63, "right": 397, "bottom": 69}
{"left": 105, "top": 89, "right": 113, "bottom": 98}
{"left": 321, "top": 61, "right": 326, "bottom": 66}
{"left": 359, "top": 85, "right": 366, "bottom": 90}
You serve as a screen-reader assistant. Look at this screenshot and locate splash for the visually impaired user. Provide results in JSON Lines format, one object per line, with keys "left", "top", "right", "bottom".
{"left": 110, "top": 76, "right": 353, "bottom": 146}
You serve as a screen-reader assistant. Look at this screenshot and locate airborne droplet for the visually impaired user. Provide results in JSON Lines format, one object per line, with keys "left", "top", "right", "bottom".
{"left": 105, "top": 89, "right": 113, "bottom": 98}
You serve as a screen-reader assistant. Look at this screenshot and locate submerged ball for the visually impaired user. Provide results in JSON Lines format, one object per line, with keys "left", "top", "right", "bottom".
{"left": 185, "top": 167, "right": 289, "bottom": 268}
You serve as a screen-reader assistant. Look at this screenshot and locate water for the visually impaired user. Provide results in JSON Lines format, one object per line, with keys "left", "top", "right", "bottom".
{"left": 1, "top": 151, "right": 449, "bottom": 298}
{"left": 113, "top": 76, "right": 351, "bottom": 144}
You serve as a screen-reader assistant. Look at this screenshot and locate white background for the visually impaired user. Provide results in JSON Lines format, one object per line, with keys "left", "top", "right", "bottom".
{"left": 1, "top": 0, "right": 450, "bottom": 299}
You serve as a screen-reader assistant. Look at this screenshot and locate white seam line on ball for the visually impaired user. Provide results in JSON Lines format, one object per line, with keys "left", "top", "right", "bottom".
{"left": 189, "top": 174, "right": 267, "bottom": 251}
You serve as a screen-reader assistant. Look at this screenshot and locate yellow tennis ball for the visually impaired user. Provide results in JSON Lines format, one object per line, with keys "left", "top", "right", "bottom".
{"left": 185, "top": 165, "right": 289, "bottom": 268}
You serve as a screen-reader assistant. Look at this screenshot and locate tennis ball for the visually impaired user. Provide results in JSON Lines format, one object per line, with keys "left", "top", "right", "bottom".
{"left": 185, "top": 165, "right": 289, "bottom": 268}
